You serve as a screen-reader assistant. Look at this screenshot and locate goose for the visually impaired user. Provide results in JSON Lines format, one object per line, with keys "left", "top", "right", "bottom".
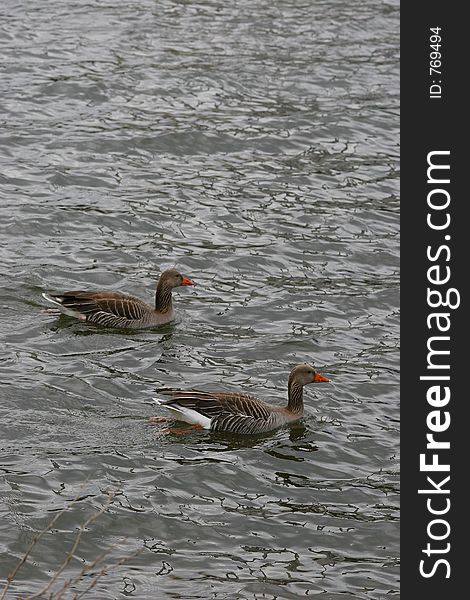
{"left": 152, "top": 363, "right": 329, "bottom": 434}
{"left": 42, "top": 268, "right": 194, "bottom": 329}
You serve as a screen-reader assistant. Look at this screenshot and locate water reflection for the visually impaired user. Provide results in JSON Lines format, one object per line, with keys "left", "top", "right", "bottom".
{"left": 0, "top": 0, "right": 399, "bottom": 596}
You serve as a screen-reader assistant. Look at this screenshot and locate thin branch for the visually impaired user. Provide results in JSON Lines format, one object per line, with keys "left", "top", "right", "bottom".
{"left": 55, "top": 545, "right": 114, "bottom": 600}
{"left": 0, "top": 498, "right": 79, "bottom": 600}
{"left": 72, "top": 549, "right": 142, "bottom": 600}
{"left": 26, "top": 492, "right": 115, "bottom": 600}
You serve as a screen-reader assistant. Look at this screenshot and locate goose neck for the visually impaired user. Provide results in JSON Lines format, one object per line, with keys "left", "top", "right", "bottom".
{"left": 155, "top": 282, "right": 173, "bottom": 313}
{"left": 287, "top": 380, "right": 304, "bottom": 414}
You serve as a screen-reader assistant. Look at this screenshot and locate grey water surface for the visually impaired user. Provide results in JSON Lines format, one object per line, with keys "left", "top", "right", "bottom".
{"left": 0, "top": 0, "right": 399, "bottom": 598}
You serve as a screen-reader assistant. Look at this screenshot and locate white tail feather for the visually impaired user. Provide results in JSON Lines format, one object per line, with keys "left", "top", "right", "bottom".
{"left": 41, "top": 292, "right": 84, "bottom": 319}
{"left": 42, "top": 292, "right": 62, "bottom": 306}
{"left": 152, "top": 398, "right": 211, "bottom": 429}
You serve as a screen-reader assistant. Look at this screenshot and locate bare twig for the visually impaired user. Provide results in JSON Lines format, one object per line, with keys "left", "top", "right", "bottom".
{"left": 26, "top": 492, "right": 116, "bottom": 600}
{"left": 0, "top": 497, "right": 80, "bottom": 600}
{"left": 54, "top": 546, "right": 113, "bottom": 600}
{"left": 1, "top": 485, "right": 140, "bottom": 600}
{"left": 72, "top": 549, "right": 142, "bottom": 600}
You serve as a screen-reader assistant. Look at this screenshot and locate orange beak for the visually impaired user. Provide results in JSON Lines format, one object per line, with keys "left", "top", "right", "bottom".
{"left": 314, "top": 372, "right": 329, "bottom": 383}
{"left": 181, "top": 276, "right": 194, "bottom": 286}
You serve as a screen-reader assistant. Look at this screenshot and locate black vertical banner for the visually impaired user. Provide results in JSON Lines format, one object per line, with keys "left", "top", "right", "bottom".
{"left": 401, "top": 4, "right": 466, "bottom": 598}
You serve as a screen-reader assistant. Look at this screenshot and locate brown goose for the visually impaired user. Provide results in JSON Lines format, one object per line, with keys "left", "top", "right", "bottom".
{"left": 153, "top": 364, "right": 329, "bottom": 435}
{"left": 42, "top": 268, "right": 194, "bottom": 329}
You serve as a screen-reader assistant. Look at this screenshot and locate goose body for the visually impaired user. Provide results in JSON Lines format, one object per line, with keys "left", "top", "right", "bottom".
{"left": 153, "top": 364, "right": 329, "bottom": 435}
{"left": 42, "top": 269, "right": 194, "bottom": 329}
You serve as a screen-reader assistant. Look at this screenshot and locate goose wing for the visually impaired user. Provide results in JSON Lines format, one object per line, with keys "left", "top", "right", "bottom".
{"left": 158, "top": 389, "right": 273, "bottom": 420}
{"left": 45, "top": 291, "right": 150, "bottom": 325}
{"left": 157, "top": 388, "right": 280, "bottom": 433}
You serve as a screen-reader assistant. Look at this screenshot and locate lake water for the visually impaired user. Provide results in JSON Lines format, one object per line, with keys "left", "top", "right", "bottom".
{"left": 0, "top": 0, "right": 399, "bottom": 598}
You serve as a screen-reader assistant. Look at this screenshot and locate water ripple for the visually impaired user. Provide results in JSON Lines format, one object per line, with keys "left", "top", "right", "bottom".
{"left": 1, "top": 0, "right": 398, "bottom": 597}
